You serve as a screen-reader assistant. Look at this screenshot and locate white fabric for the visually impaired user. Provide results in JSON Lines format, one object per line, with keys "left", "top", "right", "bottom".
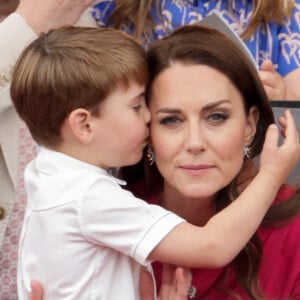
{"left": 0, "top": 9, "right": 96, "bottom": 249}
{"left": 18, "top": 147, "right": 185, "bottom": 300}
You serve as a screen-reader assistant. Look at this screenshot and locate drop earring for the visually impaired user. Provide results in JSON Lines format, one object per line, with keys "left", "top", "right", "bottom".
{"left": 146, "top": 145, "right": 156, "bottom": 166}
{"left": 244, "top": 145, "right": 252, "bottom": 160}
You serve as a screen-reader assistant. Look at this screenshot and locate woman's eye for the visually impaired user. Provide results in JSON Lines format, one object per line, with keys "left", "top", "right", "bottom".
{"left": 207, "top": 113, "right": 228, "bottom": 123}
{"left": 159, "top": 116, "right": 182, "bottom": 125}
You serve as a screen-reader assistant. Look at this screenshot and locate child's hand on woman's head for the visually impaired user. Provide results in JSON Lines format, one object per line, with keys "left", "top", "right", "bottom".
{"left": 259, "top": 109, "right": 300, "bottom": 184}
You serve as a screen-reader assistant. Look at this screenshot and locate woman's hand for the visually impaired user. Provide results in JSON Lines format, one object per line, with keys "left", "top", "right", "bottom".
{"left": 140, "top": 264, "right": 192, "bottom": 300}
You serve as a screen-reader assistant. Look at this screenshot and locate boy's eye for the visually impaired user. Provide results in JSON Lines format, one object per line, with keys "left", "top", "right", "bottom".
{"left": 133, "top": 104, "right": 142, "bottom": 110}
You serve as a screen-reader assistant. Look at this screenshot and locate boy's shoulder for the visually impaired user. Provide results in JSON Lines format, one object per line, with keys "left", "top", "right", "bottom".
{"left": 25, "top": 147, "right": 124, "bottom": 209}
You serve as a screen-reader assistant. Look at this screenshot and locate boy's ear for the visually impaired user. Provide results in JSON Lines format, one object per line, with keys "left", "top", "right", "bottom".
{"left": 244, "top": 106, "right": 260, "bottom": 144}
{"left": 67, "top": 108, "right": 93, "bottom": 144}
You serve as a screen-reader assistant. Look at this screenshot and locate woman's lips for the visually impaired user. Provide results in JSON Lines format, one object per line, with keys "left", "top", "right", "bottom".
{"left": 180, "top": 164, "right": 214, "bottom": 175}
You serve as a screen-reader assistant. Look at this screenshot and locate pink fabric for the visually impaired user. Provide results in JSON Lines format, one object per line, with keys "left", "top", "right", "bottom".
{"left": 149, "top": 185, "right": 300, "bottom": 300}
{"left": 0, "top": 121, "right": 36, "bottom": 299}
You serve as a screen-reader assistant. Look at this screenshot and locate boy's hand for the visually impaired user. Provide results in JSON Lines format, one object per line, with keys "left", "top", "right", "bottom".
{"left": 259, "top": 109, "right": 300, "bottom": 184}
{"left": 16, "top": 0, "right": 94, "bottom": 34}
{"left": 140, "top": 265, "right": 192, "bottom": 300}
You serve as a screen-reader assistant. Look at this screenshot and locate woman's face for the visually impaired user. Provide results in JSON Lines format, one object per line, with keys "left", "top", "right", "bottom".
{"left": 149, "top": 63, "right": 258, "bottom": 199}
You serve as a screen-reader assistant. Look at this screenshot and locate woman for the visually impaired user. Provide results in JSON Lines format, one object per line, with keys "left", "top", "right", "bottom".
{"left": 93, "top": 0, "right": 300, "bottom": 100}
{"left": 124, "top": 24, "right": 300, "bottom": 299}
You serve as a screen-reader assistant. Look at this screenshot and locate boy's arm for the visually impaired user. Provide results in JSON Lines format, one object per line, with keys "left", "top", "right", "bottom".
{"left": 149, "top": 110, "right": 300, "bottom": 268}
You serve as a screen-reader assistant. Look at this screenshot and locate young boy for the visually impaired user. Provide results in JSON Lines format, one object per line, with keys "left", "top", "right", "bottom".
{"left": 11, "top": 26, "right": 299, "bottom": 299}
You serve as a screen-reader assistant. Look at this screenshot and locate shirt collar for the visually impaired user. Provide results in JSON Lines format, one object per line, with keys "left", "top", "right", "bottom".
{"left": 36, "top": 147, "right": 126, "bottom": 186}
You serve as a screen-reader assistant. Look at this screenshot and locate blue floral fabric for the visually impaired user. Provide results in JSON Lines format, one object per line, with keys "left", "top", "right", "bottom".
{"left": 93, "top": 0, "right": 300, "bottom": 77}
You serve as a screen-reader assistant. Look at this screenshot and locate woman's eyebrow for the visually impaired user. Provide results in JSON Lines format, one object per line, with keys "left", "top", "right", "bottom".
{"left": 155, "top": 100, "right": 232, "bottom": 115}
{"left": 155, "top": 108, "right": 182, "bottom": 115}
{"left": 201, "top": 99, "right": 232, "bottom": 111}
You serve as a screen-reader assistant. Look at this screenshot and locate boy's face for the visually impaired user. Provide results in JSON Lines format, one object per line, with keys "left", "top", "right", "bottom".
{"left": 93, "top": 81, "right": 150, "bottom": 169}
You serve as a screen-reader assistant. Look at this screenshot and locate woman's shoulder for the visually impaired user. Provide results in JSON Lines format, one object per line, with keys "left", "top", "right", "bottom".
{"left": 259, "top": 184, "right": 300, "bottom": 249}
{"left": 273, "top": 184, "right": 297, "bottom": 204}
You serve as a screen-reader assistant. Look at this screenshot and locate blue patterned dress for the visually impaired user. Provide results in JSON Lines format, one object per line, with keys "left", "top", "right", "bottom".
{"left": 93, "top": 0, "right": 300, "bottom": 77}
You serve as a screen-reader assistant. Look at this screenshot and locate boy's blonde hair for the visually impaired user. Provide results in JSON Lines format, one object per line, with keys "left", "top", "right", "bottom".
{"left": 11, "top": 26, "right": 148, "bottom": 146}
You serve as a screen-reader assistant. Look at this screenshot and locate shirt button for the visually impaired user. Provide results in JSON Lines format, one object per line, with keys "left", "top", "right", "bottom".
{"left": 0, "top": 207, "right": 6, "bottom": 220}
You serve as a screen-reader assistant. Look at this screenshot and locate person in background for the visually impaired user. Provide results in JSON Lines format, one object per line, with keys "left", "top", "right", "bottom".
{"left": 135, "top": 24, "right": 300, "bottom": 299}
{"left": 92, "top": 0, "right": 300, "bottom": 101}
{"left": 0, "top": 0, "right": 95, "bottom": 298}
{"left": 12, "top": 25, "right": 298, "bottom": 299}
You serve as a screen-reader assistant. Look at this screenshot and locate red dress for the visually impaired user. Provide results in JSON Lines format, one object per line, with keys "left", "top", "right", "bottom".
{"left": 147, "top": 185, "right": 300, "bottom": 300}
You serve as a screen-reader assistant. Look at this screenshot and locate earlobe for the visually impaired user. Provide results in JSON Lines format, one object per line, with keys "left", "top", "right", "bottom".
{"left": 68, "top": 108, "right": 93, "bottom": 144}
{"left": 245, "top": 106, "right": 260, "bottom": 143}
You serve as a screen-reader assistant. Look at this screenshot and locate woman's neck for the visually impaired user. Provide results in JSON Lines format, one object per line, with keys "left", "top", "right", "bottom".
{"left": 161, "top": 184, "right": 217, "bottom": 226}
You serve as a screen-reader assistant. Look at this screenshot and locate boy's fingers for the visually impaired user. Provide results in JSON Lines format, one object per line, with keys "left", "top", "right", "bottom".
{"left": 283, "top": 110, "right": 299, "bottom": 145}
{"left": 263, "top": 124, "right": 279, "bottom": 151}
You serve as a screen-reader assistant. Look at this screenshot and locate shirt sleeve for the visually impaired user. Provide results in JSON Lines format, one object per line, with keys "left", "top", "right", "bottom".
{"left": 78, "top": 177, "right": 185, "bottom": 265}
{"left": 0, "top": 13, "right": 37, "bottom": 114}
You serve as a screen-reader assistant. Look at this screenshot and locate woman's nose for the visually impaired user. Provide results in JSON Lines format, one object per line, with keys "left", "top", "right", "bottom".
{"left": 185, "top": 122, "right": 207, "bottom": 153}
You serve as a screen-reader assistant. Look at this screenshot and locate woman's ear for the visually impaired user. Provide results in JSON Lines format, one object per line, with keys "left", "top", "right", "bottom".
{"left": 244, "top": 106, "right": 260, "bottom": 144}
{"left": 67, "top": 108, "right": 93, "bottom": 144}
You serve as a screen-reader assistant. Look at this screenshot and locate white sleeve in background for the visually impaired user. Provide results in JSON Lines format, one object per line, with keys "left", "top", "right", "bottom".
{"left": 0, "top": 13, "right": 37, "bottom": 113}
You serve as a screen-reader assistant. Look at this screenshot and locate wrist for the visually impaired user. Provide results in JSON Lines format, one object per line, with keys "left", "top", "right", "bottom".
{"left": 256, "top": 169, "right": 284, "bottom": 191}
{"left": 16, "top": 5, "right": 47, "bottom": 34}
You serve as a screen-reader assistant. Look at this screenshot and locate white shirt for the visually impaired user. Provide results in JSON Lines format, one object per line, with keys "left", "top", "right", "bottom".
{"left": 18, "top": 147, "right": 184, "bottom": 299}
